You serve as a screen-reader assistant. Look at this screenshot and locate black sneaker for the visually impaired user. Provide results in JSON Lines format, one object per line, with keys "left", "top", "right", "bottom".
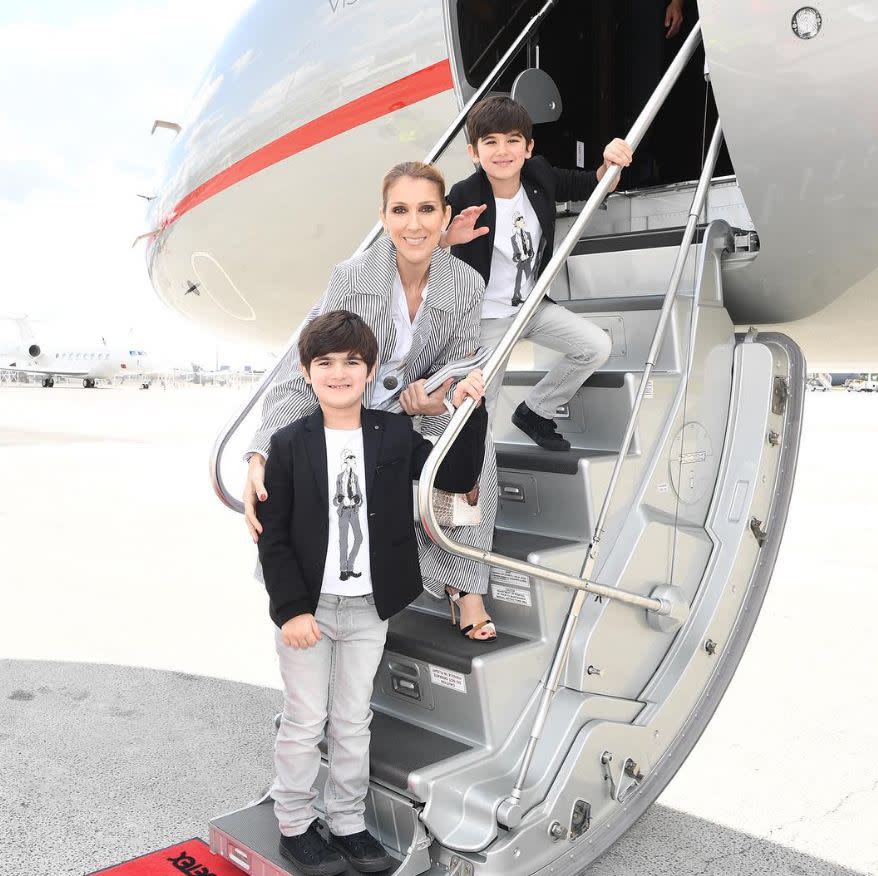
{"left": 328, "top": 829, "right": 393, "bottom": 872}
{"left": 512, "top": 401, "right": 571, "bottom": 451}
{"left": 279, "top": 822, "right": 347, "bottom": 876}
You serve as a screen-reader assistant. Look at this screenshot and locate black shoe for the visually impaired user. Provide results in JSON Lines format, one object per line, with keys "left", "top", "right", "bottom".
{"left": 339, "top": 571, "right": 350, "bottom": 581}
{"left": 328, "top": 829, "right": 393, "bottom": 873}
{"left": 349, "top": 571, "right": 362, "bottom": 578}
{"left": 279, "top": 822, "right": 347, "bottom": 876}
{"left": 511, "top": 402, "right": 571, "bottom": 451}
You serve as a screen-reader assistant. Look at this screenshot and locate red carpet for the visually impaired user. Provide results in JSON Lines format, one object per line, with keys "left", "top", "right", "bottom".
{"left": 88, "top": 838, "right": 243, "bottom": 875}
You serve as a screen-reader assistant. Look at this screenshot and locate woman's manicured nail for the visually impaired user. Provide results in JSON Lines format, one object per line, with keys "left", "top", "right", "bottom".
{"left": 259, "top": 493, "right": 267, "bottom": 501}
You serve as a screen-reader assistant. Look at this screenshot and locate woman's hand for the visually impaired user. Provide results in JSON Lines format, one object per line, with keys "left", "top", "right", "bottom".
{"left": 399, "top": 378, "right": 454, "bottom": 416}
{"left": 244, "top": 453, "right": 267, "bottom": 542}
{"left": 441, "top": 205, "right": 490, "bottom": 248}
{"left": 281, "top": 613, "right": 322, "bottom": 649}
{"left": 451, "top": 369, "right": 485, "bottom": 408}
{"left": 665, "top": 0, "right": 684, "bottom": 38}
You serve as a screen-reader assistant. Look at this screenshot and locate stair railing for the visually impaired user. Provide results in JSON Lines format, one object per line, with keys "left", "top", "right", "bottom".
{"left": 417, "top": 27, "right": 722, "bottom": 828}
{"left": 209, "top": 0, "right": 561, "bottom": 511}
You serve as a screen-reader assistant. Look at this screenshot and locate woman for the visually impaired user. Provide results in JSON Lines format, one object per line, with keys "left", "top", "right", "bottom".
{"left": 244, "top": 162, "right": 498, "bottom": 641}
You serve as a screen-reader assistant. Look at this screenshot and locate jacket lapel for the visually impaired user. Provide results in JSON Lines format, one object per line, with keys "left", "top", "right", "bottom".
{"left": 302, "top": 408, "right": 328, "bottom": 510}
{"left": 361, "top": 408, "right": 384, "bottom": 497}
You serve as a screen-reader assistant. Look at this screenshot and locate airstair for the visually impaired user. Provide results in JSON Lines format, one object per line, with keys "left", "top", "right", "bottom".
{"left": 207, "top": 6, "right": 804, "bottom": 875}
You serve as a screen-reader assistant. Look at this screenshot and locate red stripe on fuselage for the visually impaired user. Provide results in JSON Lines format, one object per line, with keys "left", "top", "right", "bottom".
{"left": 163, "top": 59, "right": 454, "bottom": 229}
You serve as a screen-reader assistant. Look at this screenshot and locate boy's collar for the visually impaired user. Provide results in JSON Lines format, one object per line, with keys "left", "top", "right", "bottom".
{"left": 304, "top": 405, "right": 382, "bottom": 431}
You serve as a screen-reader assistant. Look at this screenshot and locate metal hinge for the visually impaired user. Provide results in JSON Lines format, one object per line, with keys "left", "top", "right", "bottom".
{"left": 772, "top": 376, "right": 789, "bottom": 415}
{"left": 750, "top": 517, "right": 767, "bottom": 547}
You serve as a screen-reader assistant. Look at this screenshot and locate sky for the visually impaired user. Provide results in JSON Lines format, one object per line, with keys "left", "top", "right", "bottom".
{"left": 0, "top": 0, "right": 263, "bottom": 368}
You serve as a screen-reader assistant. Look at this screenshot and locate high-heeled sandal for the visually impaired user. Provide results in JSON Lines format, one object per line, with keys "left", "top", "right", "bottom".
{"left": 445, "top": 589, "right": 497, "bottom": 642}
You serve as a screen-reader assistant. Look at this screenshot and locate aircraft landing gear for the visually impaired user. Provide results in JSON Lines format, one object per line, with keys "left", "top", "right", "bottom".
{"left": 82, "top": 378, "right": 96, "bottom": 389}
{"left": 42, "top": 377, "right": 55, "bottom": 388}
{"left": 140, "top": 382, "right": 150, "bottom": 390}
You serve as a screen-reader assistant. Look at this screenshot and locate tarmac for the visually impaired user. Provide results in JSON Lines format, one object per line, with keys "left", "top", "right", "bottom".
{"left": 1, "top": 383, "right": 876, "bottom": 875}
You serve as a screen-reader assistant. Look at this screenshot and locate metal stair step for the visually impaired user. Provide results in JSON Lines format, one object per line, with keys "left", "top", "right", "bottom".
{"left": 385, "top": 607, "right": 531, "bottom": 675}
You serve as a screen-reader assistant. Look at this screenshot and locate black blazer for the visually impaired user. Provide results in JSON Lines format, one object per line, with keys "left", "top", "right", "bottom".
{"left": 446, "top": 155, "right": 599, "bottom": 286}
{"left": 256, "top": 404, "right": 488, "bottom": 626}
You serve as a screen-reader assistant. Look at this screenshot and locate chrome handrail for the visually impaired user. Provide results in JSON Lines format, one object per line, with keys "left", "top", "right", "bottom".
{"left": 417, "top": 21, "right": 704, "bottom": 610}
{"left": 209, "top": 0, "right": 560, "bottom": 511}
{"left": 418, "top": 25, "right": 716, "bottom": 829}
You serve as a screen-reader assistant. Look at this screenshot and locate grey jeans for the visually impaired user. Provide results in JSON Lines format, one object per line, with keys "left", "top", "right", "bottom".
{"left": 272, "top": 593, "right": 388, "bottom": 837}
{"left": 480, "top": 300, "right": 612, "bottom": 420}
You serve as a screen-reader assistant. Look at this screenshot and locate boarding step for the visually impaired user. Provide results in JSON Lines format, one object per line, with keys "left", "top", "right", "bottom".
{"left": 550, "top": 220, "right": 754, "bottom": 303}
{"left": 375, "top": 531, "right": 585, "bottom": 753}
{"left": 210, "top": 787, "right": 429, "bottom": 876}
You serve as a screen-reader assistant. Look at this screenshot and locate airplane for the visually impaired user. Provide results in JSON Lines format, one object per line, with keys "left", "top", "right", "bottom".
{"left": 0, "top": 316, "right": 153, "bottom": 389}
{"left": 141, "top": 2, "right": 878, "bottom": 875}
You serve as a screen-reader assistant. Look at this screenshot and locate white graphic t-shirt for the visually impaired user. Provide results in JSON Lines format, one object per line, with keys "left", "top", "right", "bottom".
{"left": 371, "top": 272, "right": 427, "bottom": 409}
{"left": 322, "top": 427, "right": 373, "bottom": 596}
{"left": 481, "top": 186, "right": 543, "bottom": 319}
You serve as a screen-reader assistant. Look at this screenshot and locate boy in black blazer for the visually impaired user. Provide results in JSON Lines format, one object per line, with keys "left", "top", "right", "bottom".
{"left": 256, "top": 310, "right": 486, "bottom": 875}
{"left": 444, "top": 96, "right": 634, "bottom": 450}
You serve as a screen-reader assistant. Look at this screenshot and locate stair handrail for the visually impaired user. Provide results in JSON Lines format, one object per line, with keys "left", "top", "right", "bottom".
{"left": 209, "top": 0, "right": 561, "bottom": 511}
{"left": 418, "top": 29, "right": 721, "bottom": 829}
{"left": 417, "top": 21, "right": 704, "bottom": 614}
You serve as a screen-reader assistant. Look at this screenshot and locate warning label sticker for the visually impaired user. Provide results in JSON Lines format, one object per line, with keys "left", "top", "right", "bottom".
{"left": 491, "top": 584, "right": 533, "bottom": 607}
{"left": 644, "top": 380, "right": 654, "bottom": 399}
{"left": 429, "top": 665, "right": 467, "bottom": 693}
{"left": 490, "top": 567, "right": 531, "bottom": 588}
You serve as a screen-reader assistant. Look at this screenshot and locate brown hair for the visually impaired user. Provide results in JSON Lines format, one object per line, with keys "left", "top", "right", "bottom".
{"left": 381, "top": 161, "right": 446, "bottom": 210}
{"left": 298, "top": 310, "right": 379, "bottom": 371}
{"left": 466, "top": 95, "right": 533, "bottom": 145}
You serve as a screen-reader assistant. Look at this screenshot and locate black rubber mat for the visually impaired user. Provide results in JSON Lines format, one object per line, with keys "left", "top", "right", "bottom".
{"left": 368, "top": 710, "right": 472, "bottom": 791}
{"left": 386, "top": 607, "right": 529, "bottom": 674}
{"left": 497, "top": 444, "right": 616, "bottom": 475}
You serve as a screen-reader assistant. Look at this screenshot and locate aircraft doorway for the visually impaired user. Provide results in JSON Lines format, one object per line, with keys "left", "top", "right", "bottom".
{"left": 451, "top": 0, "right": 734, "bottom": 189}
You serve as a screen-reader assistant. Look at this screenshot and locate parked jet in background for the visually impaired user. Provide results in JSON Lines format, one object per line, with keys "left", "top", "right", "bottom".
{"left": 0, "top": 316, "right": 153, "bottom": 388}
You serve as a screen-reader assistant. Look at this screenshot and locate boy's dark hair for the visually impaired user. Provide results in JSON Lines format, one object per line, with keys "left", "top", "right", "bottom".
{"left": 466, "top": 95, "right": 533, "bottom": 145}
{"left": 298, "top": 310, "right": 379, "bottom": 371}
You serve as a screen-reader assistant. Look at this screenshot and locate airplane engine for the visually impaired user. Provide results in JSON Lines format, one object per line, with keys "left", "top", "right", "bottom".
{"left": 27, "top": 343, "right": 41, "bottom": 358}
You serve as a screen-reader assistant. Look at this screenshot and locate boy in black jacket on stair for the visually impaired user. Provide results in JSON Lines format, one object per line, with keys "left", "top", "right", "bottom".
{"left": 444, "top": 96, "right": 634, "bottom": 450}
{"left": 257, "top": 310, "right": 487, "bottom": 875}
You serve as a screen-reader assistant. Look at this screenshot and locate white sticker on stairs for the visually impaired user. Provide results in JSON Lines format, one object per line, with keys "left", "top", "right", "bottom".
{"left": 491, "top": 584, "right": 533, "bottom": 607}
{"left": 429, "top": 665, "right": 467, "bottom": 693}
{"left": 490, "top": 567, "right": 531, "bottom": 588}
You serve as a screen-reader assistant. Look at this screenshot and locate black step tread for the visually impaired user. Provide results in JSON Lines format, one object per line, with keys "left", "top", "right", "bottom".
{"left": 492, "top": 527, "right": 582, "bottom": 558}
{"left": 496, "top": 443, "right": 616, "bottom": 475}
{"left": 569, "top": 224, "right": 709, "bottom": 257}
{"left": 503, "top": 370, "right": 627, "bottom": 388}
{"left": 368, "top": 710, "right": 473, "bottom": 791}
{"left": 386, "top": 606, "right": 530, "bottom": 675}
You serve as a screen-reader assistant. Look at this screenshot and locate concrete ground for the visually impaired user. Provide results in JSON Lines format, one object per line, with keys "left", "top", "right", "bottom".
{"left": 1, "top": 384, "right": 876, "bottom": 875}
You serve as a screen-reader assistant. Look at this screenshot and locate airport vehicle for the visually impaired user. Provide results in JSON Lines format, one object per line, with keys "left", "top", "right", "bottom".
{"left": 806, "top": 376, "right": 830, "bottom": 392}
{"left": 845, "top": 377, "right": 877, "bottom": 392}
{"left": 0, "top": 316, "right": 152, "bottom": 389}
{"left": 142, "top": 2, "right": 874, "bottom": 874}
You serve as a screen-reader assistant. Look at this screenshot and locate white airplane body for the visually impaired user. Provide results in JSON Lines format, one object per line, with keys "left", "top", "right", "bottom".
{"left": 143, "top": 1, "right": 878, "bottom": 370}
{"left": 0, "top": 317, "right": 152, "bottom": 387}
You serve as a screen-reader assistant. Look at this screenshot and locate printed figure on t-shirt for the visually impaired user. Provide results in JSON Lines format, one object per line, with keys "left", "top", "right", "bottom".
{"left": 333, "top": 447, "right": 363, "bottom": 580}
{"left": 510, "top": 211, "right": 537, "bottom": 306}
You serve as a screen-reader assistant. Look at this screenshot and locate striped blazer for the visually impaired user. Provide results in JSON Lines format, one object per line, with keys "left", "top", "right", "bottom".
{"left": 248, "top": 235, "right": 485, "bottom": 458}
